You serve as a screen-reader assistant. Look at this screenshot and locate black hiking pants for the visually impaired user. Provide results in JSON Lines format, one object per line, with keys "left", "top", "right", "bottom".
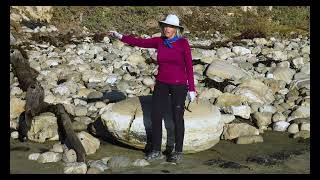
{"left": 151, "top": 80, "right": 188, "bottom": 153}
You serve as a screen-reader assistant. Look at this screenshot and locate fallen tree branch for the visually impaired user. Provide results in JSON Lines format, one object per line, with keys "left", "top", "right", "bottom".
{"left": 10, "top": 48, "right": 86, "bottom": 162}
{"left": 47, "top": 104, "right": 86, "bottom": 162}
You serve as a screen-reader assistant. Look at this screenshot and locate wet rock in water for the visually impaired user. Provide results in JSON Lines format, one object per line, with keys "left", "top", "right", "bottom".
{"left": 37, "top": 151, "right": 62, "bottom": 163}
{"left": 272, "top": 121, "right": 290, "bottom": 132}
{"left": 222, "top": 123, "right": 259, "bottom": 140}
{"left": 108, "top": 156, "right": 131, "bottom": 168}
{"left": 236, "top": 135, "right": 263, "bottom": 144}
{"left": 287, "top": 123, "right": 299, "bottom": 134}
{"left": 62, "top": 149, "right": 77, "bottom": 163}
{"left": 77, "top": 131, "right": 100, "bottom": 155}
{"left": 64, "top": 162, "right": 87, "bottom": 174}
{"left": 27, "top": 112, "right": 59, "bottom": 143}
{"left": 132, "top": 159, "right": 150, "bottom": 167}
{"left": 293, "top": 130, "right": 310, "bottom": 139}
{"left": 28, "top": 153, "right": 41, "bottom": 161}
{"left": 88, "top": 160, "right": 109, "bottom": 171}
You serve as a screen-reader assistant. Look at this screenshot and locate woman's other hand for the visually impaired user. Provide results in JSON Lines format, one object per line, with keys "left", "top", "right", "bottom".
{"left": 187, "top": 91, "right": 197, "bottom": 103}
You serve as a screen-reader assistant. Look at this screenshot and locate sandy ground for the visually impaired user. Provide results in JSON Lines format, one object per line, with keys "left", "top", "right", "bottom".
{"left": 10, "top": 131, "right": 310, "bottom": 174}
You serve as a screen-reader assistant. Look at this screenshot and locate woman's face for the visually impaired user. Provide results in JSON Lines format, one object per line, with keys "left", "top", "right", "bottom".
{"left": 163, "top": 25, "right": 177, "bottom": 39}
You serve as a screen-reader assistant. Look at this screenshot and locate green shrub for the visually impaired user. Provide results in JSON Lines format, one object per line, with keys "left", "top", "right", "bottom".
{"left": 48, "top": 6, "right": 309, "bottom": 38}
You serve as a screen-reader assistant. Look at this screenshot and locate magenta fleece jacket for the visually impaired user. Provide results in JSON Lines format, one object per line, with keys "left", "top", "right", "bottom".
{"left": 121, "top": 35, "right": 196, "bottom": 92}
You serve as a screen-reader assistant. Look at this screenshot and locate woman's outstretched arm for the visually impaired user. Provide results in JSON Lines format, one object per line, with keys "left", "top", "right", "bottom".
{"left": 121, "top": 35, "right": 160, "bottom": 49}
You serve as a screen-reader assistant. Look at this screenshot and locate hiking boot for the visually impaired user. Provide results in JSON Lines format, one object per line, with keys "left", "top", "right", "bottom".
{"left": 167, "top": 151, "right": 183, "bottom": 164}
{"left": 163, "top": 145, "right": 174, "bottom": 156}
{"left": 145, "top": 151, "right": 165, "bottom": 161}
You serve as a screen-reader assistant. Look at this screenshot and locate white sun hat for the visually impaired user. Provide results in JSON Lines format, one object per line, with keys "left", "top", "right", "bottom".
{"left": 159, "top": 14, "right": 184, "bottom": 32}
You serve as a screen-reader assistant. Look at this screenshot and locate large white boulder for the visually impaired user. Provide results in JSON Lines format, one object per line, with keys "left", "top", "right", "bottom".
{"left": 101, "top": 97, "right": 224, "bottom": 153}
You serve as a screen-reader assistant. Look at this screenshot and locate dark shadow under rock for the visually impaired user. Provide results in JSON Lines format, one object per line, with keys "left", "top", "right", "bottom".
{"left": 192, "top": 59, "right": 207, "bottom": 66}
{"left": 199, "top": 78, "right": 235, "bottom": 92}
{"left": 252, "top": 58, "right": 279, "bottom": 67}
{"left": 102, "top": 90, "right": 127, "bottom": 103}
{"left": 87, "top": 117, "right": 141, "bottom": 152}
{"left": 20, "top": 20, "right": 47, "bottom": 30}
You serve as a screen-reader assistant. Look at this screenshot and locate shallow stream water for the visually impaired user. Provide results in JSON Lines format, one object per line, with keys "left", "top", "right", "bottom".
{"left": 10, "top": 131, "right": 310, "bottom": 174}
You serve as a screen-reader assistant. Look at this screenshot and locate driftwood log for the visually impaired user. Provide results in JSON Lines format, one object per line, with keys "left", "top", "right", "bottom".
{"left": 10, "top": 48, "right": 86, "bottom": 162}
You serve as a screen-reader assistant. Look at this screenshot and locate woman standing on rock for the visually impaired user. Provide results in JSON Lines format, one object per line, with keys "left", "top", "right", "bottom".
{"left": 108, "top": 14, "right": 197, "bottom": 163}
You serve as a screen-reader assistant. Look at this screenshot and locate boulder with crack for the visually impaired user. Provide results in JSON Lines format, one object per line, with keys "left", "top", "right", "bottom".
{"left": 101, "top": 97, "right": 223, "bottom": 153}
